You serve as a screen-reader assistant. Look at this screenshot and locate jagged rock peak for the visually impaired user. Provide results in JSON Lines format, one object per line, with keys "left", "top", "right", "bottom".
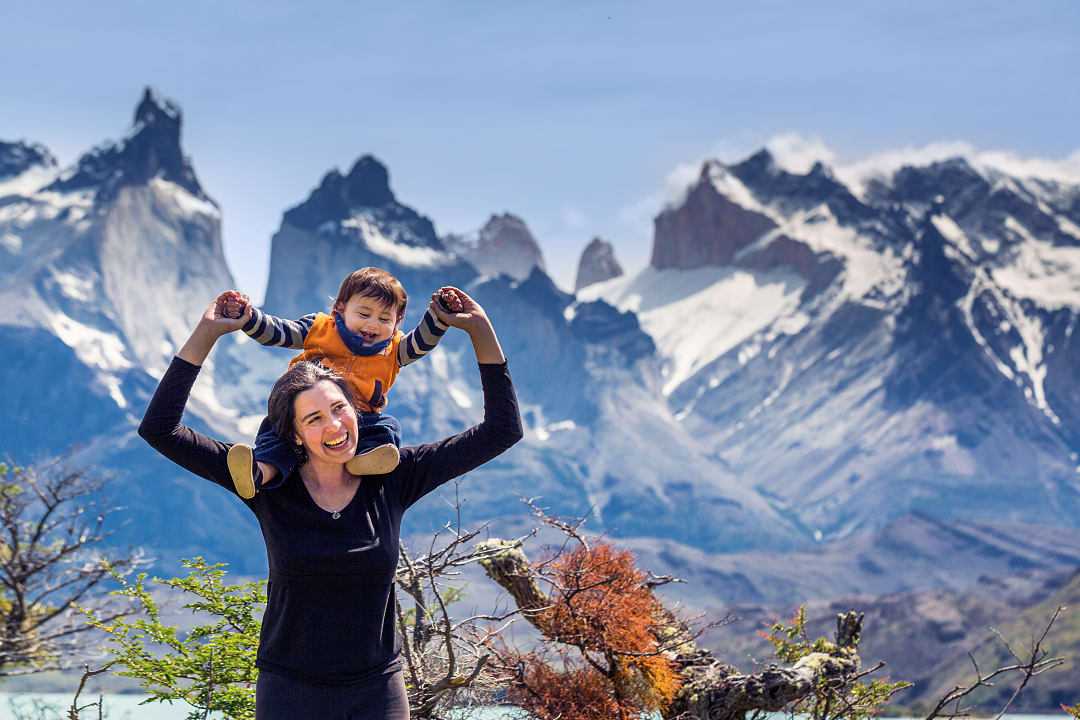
{"left": 731, "top": 148, "right": 779, "bottom": 178}
{"left": 574, "top": 236, "right": 623, "bottom": 292}
{"left": 888, "top": 157, "right": 989, "bottom": 206}
{"left": 133, "top": 87, "right": 182, "bottom": 129}
{"left": 652, "top": 167, "right": 776, "bottom": 270}
{"left": 47, "top": 87, "right": 207, "bottom": 202}
{"left": 0, "top": 140, "right": 57, "bottom": 180}
{"left": 448, "top": 212, "right": 546, "bottom": 281}
{"left": 727, "top": 147, "right": 872, "bottom": 224}
{"left": 344, "top": 154, "right": 395, "bottom": 207}
{"left": 281, "top": 154, "right": 409, "bottom": 231}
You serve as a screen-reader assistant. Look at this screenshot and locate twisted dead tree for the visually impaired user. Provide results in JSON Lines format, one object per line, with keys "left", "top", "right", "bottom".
{"left": 394, "top": 485, "right": 529, "bottom": 718}
{"left": 924, "top": 605, "right": 1067, "bottom": 720}
{"left": 475, "top": 502, "right": 905, "bottom": 720}
{"left": 0, "top": 460, "right": 139, "bottom": 676}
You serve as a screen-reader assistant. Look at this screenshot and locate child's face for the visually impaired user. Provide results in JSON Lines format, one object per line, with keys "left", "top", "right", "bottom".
{"left": 337, "top": 294, "right": 400, "bottom": 345}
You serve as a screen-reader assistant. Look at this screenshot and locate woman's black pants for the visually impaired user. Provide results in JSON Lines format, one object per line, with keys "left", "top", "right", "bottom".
{"left": 255, "top": 667, "right": 409, "bottom": 719}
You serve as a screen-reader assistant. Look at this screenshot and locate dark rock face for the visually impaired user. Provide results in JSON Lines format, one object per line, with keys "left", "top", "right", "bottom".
{"left": 0, "top": 140, "right": 56, "bottom": 181}
{"left": 0, "top": 326, "right": 130, "bottom": 458}
{"left": 651, "top": 166, "right": 776, "bottom": 269}
{"left": 281, "top": 155, "right": 439, "bottom": 245}
{"left": 884, "top": 211, "right": 1004, "bottom": 410}
{"left": 47, "top": 87, "right": 208, "bottom": 203}
{"left": 729, "top": 150, "right": 874, "bottom": 224}
{"left": 449, "top": 213, "right": 546, "bottom": 280}
{"left": 735, "top": 234, "right": 843, "bottom": 299}
{"left": 569, "top": 299, "right": 655, "bottom": 363}
{"left": 574, "top": 236, "right": 623, "bottom": 291}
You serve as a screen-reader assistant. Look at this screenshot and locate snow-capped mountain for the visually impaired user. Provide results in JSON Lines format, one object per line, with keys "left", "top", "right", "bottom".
{"left": 0, "top": 89, "right": 253, "bottom": 565}
{"left": 574, "top": 236, "right": 623, "bottom": 291}
{"left": 581, "top": 149, "right": 1080, "bottom": 542}
{"left": 5, "top": 90, "right": 1080, "bottom": 594}
{"left": 443, "top": 212, "right": 546, "bottom": 281}
{"left": 220, "top": 156, "right": 797, "bottom": 553}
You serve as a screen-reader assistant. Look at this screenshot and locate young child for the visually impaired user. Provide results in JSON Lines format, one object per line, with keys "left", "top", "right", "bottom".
{"left": 219, "top": 267, "right": 466, "bottom": 499}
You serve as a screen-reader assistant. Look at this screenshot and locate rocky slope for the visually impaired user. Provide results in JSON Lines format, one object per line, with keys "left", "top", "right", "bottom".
{"left": 582, "top": 149, "right": 1080, "bottom": 544}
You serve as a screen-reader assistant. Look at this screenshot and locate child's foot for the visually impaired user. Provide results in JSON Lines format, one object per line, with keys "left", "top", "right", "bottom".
{"left": 345, "top": 444, "right": 400, "bottom": 476}
{"left": 227, "top": 444, "right": 262, "bottom": 499}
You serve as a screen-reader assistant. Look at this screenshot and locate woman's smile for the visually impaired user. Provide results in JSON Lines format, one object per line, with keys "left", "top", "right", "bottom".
{"left": 323, "top": 431, "right": 350, "bottom": 450}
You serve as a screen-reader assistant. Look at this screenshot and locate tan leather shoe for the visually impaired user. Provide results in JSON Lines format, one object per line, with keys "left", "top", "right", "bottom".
{"left": 227, "top": 444, "right": 258, "bottom": 500}
{"left": 345, "top": 444, "right": 400, "bottom": 476}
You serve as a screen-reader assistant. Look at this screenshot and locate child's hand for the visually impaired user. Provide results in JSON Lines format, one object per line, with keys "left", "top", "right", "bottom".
{"left": 200, "top": 292, "right": 250, "bottom": 336}
{"left": 215, "top": 290, "right": 251, "bottom": 322}
{"left": 430, "top": 287, "right": 489, "bottom": 332}
{"left": 436, "top": 287, "right": 465, "bottom": 313}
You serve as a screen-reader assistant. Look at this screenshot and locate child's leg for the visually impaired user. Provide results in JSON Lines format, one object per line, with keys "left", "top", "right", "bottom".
{"left": 228, "top": 418, "right": 297, "bottom": 498}
{"left": 252, "top": 417, "right": 297, "bottom": 490}
{"left": 345, "top": 413, "right": 401, "bottom": 476}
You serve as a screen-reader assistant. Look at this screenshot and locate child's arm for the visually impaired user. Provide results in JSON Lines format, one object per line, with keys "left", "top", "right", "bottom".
{"left": 397, "top": 299, "right": 450, "bottom": 368}
{"left": 218, "top": 290, "right": 315, "bottom": 350}
{"left": 242, "top": 307, "right": 317, "bottom": 349}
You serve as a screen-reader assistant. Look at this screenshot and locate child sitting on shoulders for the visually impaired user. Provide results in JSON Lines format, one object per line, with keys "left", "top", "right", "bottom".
{"left": 219, "top": 266, "right": 466, "bottom": 499}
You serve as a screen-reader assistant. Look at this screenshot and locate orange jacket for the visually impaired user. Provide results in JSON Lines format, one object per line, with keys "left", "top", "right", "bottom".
{"left": 288, "top": 313, "right": 402, "bottom": 413}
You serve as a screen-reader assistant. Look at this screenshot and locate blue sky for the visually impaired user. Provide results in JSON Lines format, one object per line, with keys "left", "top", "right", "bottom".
{"left": 2, "top": 1, "right": 1078, "bottom": 299}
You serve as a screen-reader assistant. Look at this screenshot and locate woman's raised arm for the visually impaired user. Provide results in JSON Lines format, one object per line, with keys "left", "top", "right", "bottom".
{"left": 137, "top": 295, "right": 251, "bottom": 496}
{"left": 394, "top": 288, "right": 523, "bottom": 509}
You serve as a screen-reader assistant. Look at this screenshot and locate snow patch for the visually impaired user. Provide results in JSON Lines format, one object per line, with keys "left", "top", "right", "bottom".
{"left": 1057, "top": 215, "right": 1080, "bottom": 240}
{"left": 928, "top": 435, "right": 958, "bottom": 451}
{"left": 766, "top": 134, "right": 837, "bottom": 175}
{"left": 1, "top": 233, "right": 21, "bottom": 253}
{"left": 46, "top": 312, "right": 133, "bottom": 371}
{"left": 341, "top": 215, "right": 452, "bottom": 267}
{"left": 101, "top": 375, "right": 127, "bottom": 409}
{"left": 992, "top": 217, "right": 1080, "bottom": 309}
{"left": 931, "top": 214, "right": 977, "bottom": 259}
{"left": 51, "top": 270, "right": 94, "bottom": 301}
{"left": 150, "top": 178, "right": 220, "bottom": 219}
{"left": 580, "top": 265, "right": 805, "bottom": 395}
{"left": 705, "top": 162, "right": 767, "bottom": 213}
{"left": 0, "top": 165, "right": 58, "bottom": 198}
{"left": 427, "top": 346, "right": 449, "bottom": 380}
{"left": 447, "top": 384, "right": 473, "bottom": 409}
{"left": 773, "top": 205, "right": 905, "bottom": 300}
{"left": 961, "top": 273, "right": 1060, "bottom": 424}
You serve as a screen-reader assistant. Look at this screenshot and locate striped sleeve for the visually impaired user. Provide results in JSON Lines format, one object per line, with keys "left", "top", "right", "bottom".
{"left": 397, "top": 307, "right": 449, "bottom": 367}
{"left": 241, "top": 308, "right": 316, "bottom": 349}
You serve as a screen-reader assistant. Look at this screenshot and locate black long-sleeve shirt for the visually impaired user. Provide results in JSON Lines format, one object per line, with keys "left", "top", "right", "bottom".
{"left": 138, "top": 356, "right": 523, "bottom": 684}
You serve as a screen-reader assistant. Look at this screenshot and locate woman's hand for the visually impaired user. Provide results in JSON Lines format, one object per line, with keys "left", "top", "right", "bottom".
{"left": 177, "top": 293, "right": 250, "bottom": 366}
{"left": 214, "top": 290, "right": 254, "bottom": 327}
{"left": 430, "top": 287, "right": 489, "bottom": 333}
{"left": 430, "top": 287, "right": 505, "bottom": 364}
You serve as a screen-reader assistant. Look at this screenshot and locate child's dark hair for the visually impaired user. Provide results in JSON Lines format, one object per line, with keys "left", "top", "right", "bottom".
{"left": 333, "top": 267, "right": 408, "bottom": 321}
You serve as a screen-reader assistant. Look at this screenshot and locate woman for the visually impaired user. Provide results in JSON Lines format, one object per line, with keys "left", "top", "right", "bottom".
{"left": 138, "top": 287, "right": 522, "bottom": 719}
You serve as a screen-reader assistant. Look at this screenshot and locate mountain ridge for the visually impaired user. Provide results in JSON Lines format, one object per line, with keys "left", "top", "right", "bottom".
{"left": 3, "top": 91, "right": 1079, "bottom": 599}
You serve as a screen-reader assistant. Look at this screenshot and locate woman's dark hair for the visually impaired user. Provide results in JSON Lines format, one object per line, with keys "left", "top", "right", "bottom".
{"left": 267, "top": 361, "right": 356, "bottom": 458}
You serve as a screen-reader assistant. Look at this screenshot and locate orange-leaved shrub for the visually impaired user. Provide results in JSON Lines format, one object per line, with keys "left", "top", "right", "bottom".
{"left": 503, "top": 542, "right": 682, "bottom": 720}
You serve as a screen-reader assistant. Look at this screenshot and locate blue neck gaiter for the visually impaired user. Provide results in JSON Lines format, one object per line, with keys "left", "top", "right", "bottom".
{"left": 334, "top": 313, "right": 392, "bottom": 356}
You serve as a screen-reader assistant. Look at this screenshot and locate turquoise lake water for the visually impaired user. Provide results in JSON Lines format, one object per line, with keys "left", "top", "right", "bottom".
{"left": 0, "top": 695, "right": 1069, "bottom": 720}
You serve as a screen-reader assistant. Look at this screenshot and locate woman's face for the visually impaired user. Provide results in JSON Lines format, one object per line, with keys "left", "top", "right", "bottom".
{"left": 291, "top": 380, "right": 359, "bottom": 465}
